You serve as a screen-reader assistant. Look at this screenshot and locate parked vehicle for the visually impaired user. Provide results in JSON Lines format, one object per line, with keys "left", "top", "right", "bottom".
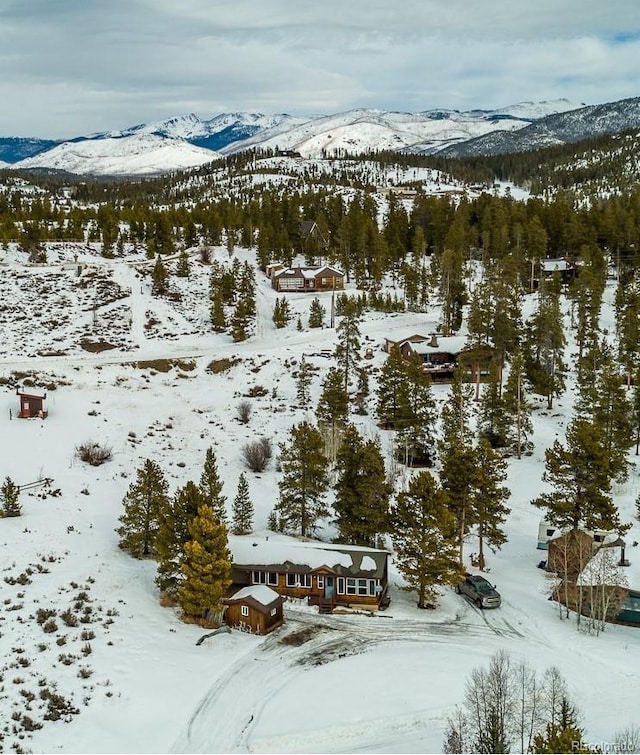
{"left": 455, "top": 573, "right": 501, "bottom": 609}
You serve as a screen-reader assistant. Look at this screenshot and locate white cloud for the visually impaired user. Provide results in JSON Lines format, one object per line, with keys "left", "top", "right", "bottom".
{"left": 0, "top": 0, "right": 638, "bottom": 137}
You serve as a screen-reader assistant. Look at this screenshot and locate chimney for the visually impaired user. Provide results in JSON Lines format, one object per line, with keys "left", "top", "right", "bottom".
{"left": 429, "top": 333, "right": 439, "bottom": 348}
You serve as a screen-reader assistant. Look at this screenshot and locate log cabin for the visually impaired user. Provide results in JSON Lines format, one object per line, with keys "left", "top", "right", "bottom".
{"left": 271, "top": 266, "right": 344, "bottom": 293}
{"left": 229, "top": 535, "right": 390, "bottom": 613}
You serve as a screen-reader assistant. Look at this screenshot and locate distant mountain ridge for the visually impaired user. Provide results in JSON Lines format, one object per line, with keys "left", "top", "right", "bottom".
{"left": 4, "top": 96, "right": 640, "bottom": 176}
{"left": 439, "top": 96, "right": 640, "bottom": 157}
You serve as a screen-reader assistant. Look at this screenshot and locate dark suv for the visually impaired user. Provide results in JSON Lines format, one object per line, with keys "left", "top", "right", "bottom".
{"left": 456, "top": 573, "right": 501, "bottom": 609}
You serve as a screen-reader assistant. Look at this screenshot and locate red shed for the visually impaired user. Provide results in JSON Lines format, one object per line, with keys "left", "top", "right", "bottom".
{"left": 16, "top": 390, "right": 48, "bottom": 419}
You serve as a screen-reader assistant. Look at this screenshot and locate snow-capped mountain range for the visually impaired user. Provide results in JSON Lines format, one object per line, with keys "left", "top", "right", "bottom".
{"left": 4, "top": 96, "right": 640, "bottom": 176}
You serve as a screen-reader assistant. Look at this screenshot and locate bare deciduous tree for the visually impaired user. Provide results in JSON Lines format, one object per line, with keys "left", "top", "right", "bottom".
{"left": 443, "top": 653, "right": 582, "bottom": 755}
{"left": 614, "top": 724, "right": 640, "bottom": 753}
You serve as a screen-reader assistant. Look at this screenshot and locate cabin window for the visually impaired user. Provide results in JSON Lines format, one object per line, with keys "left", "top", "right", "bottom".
{"left": 316, "top": 575, "right": 325, "bottom": 589}
{"left": 346, "top": 578, "right": 377, "bottom": 596}
{"left": 241, "top": 605, "right": 249, "bottom": 617}
{"left": 286, "top": 573, "right": 311, "bottom": 588}
{"left": 337, "top": 577, "right": 346, "bottom": 595}
{"left": 252, "top": 571, "right": 278, "bottom": 585}
{"left": 546, "top": 528, "right": 555, "bottom": 537}
{"left": 270, "top": 608, "right": 277, "bottom": 617}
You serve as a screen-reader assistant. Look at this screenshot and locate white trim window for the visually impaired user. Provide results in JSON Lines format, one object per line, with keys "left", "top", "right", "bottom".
{"left": 241, "top": 605, "right": 249, "bottom": 617}
{"left": 252, "top": 571, "right": 278, "bottom": 586}
{"left": 345, "top": 578, "right": 378, "bottom": 596}
{"left": 270, "top": 608, "right": 277, "bottom": 617}
{"left": 286, "top": 573, "right": 312, "bottom": 588}
{"left": 316, "top": 575, "right": 325, "bottom": 589}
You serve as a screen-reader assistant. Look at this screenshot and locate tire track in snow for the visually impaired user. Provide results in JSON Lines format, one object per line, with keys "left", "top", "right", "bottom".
{"left": 169, "top": 607, "right": 536, "bottom": 754}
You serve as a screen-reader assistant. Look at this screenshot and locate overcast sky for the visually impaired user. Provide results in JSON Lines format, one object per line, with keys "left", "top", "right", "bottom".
{"left": 0, "top": 0, "right": 638, "bottom": 139}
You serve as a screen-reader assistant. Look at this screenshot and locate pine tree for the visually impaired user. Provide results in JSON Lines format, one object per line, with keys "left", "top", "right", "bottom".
{"left": 239, "top": 261, "right": 256, "bottom": 317}
{"left": 575, "top": 340, "right": 633, "bottom": 483}
{"left": 569, "top": 244, "right": 606, "bottom": 373}
{"left": 392, "top": 471, "right": 463, "bottom": 608}
{"left": 230, "top": 298, "right": 252, "bottom": 342}
{"left": 501, "top": 348, "right": 534, "bottom": 458}
{"left": 471, "top": 440, "right": 510, "bottom": 570}
{"left": 439, "top": 367, "right": 477, "bottom": 563}
{"left": 334, "top": 426, "right": 390, "bottom": 546}
{"left": 376, "top": 345, "right": 413, "bottom": 430}
{"left": 200, "top": 447, "right": 227, "bottom": 524}
{"left": 0, "top": 476, "right": 21, "bottom": 517}
{"left": 210, "top": 288, "right": 226, "bottom": 332}
{"left": 267, "top": 508, "right": 280, "bottom": 532}
{"left": 231, "top": 473, "right": 254, "bottom": 535}
{"left": 177, "top": 505, "right": 232, "bottom": 625}
{"left": 151, "top": 255, "right": 168, "bottom": 296}
{"left": 275, "top": 421, "right": 329, "bottom": 536}
{"left": 531, "top": 698, "right": 590, "bottom": 754}
{"left": 477, "top": 362, "right": 510, "bottom": 449}
{"left": 632, "top": 365, "right": 640, "bottom": 455}
{"left": 176, "top": 248, "right": 190, "bottom": 278}
{"left": 272, "top": 296, "right": 292, "bottom": 328}
{"left": 532, "top": 417, "right": 628, "bottom": 534}
{"left": 399, "top": 352, "right": 437, "bottom": 466}
{"left": 333, "top": 307, "right": 361, "bottom": 392}
{"left": 615, "top": 268, "right": 640, "bottom": 385}
{"left": 156, "top": 480, "right": 205, "bottom": 598}
{"left": 296, "top": 356, "right": 313, "bottom": 407}
{"left": 524, "top": 278, "right": 566, "bottom": 409}
{"left": 308, "top": 296, "right": 325, "bottom": 328}
{"left": 317, "top": 366, "right": 349, "bottom": 461}
{"left": 439, "top": 247, "right": 466, "bottom": 335}
{"left": 116, "top": 459, "right": 169, "bottom": 558}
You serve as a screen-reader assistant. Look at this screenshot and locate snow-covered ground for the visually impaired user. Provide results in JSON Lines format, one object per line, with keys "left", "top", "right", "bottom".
{"left": 1, "top": 242, "right": 639, "bottom": 754}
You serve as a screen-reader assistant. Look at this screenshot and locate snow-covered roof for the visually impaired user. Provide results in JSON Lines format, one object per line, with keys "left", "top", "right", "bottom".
{"left": 541, "top": 258, "right": 571, "bottom": 272}
{"left": 229, "top": 534, "right": 388, "bottom": 578}
{"left": 273, "top": 267, "right": 303, "bottom": 278}
{"left": 273, "top": 265, "right": 344, "bottom": 279}
{"left": 226, "top": 585, "right": 282, "bottom": 606}
{"left": 576, "top": 546, "right": 630, "bottom": 588}
{"left": 408, "top": 336, "right": 467, "bottom": 355}
{"left": 315, "top": 266, "right": 344, "bottom": 277}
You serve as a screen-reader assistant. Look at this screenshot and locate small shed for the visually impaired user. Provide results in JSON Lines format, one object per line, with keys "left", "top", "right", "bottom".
{"left": 224, "top": 585, "right": 285, "bottom": 635}
{"left": 16, "top": 389, "right": 47, "bottom": 419}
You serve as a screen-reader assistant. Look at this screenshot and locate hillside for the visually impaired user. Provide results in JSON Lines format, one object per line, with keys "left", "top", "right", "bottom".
{"left": 1, "top": 233, "right": 640, "bottom": 753}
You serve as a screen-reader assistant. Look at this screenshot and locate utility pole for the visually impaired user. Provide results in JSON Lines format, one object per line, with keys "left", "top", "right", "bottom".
{"left": 330, "top": 275, "right": 336, "bottom": 328}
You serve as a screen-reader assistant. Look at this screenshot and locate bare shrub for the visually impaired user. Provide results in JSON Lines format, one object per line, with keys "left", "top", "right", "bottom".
{"left": 60, "top": 609, "right": 78, "bottom": 627}
{"left": 76, "top": 442, "right": 112, "bottom": 466}
{"left": 246, "top": 385, "right": 268, "bottom": 397}
{"left": 237, "top": 400, "right": 252, "bottom": 424}
{"left": 206, "top": 356, "right": 241, "bottom": 374}
{"left": 42, "top": 619, "right": 58, "bottom": 634}
{"left": 242, "top": 436, "right": 273, "bottom": 472}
